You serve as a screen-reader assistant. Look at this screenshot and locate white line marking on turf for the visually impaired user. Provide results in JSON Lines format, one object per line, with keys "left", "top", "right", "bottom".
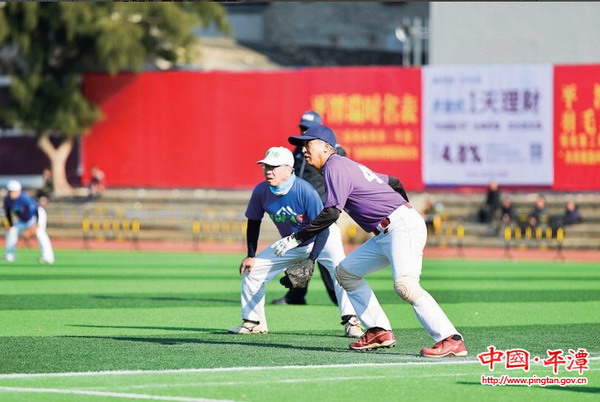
{"left": 0, "top": 387, "right": 233, "bottom": 402}
{"left": 0, "top": 361, "right": 479, "bottom": 379}
{"left": 104, "top": 376, "right": 388, "bottom": 391}
{"left": 0, "top": 357, "right": 598, "bottom": 380}
{"left": 102, "top": 373, "right": 484, "bottom": 391}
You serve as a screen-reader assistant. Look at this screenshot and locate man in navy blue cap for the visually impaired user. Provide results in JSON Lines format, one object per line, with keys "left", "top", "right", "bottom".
{"left": 270, "top": 125, "right": 467, "bottom": 358}
{"left": 272, "top": 111, "right": 347, "bottom": 307}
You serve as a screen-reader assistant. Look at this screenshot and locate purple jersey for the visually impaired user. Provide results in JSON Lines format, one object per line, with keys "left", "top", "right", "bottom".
{"left": 323, "top": 154, "right": 407, "bottom": 232}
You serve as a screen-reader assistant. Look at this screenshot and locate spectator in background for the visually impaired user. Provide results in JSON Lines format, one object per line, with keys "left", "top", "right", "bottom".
{"left": 421, "top": 199, "right": 442, "bottom": 234}
{"left": 528, "top": 194, "right": 549, "bottom": 229}
{"left": 562, "top": 201, "right": 582, "bottom": 226}
{"left": 35, "top": 168, "right": 53, "bottom": 200}
{"left": 87, "top": 165, "right": 106, "bottom": 200}
{"left": 499, "top": 197, "right": 516, "bottom": 225}
{"left": 478, "top": 180, "right": 501, "bottom": 223}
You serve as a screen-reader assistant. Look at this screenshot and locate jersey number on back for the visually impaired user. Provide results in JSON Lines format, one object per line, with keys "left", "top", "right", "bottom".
{"left": 358, "top": 164, "right": 384, "bottom": 184}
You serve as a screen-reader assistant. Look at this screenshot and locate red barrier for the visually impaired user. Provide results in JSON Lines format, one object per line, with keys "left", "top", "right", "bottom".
{"left": 553, "top": 64, "right": 600, "bottom": 190}
{"left": 82, "top": 68, "right": 423, "bottom": 189}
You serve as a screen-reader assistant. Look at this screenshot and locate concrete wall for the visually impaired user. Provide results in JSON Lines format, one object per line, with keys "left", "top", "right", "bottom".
{"left": 263, "top": 2, "right": 427, "bottom": 52}
{"left": 430, "top": 2, "right": 600, "bottom": 65}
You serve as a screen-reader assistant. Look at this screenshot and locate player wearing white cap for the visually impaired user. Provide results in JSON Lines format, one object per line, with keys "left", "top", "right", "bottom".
{"left": 228, "top": 146, "right": 362, "bottom": 337}
{"left": 3, "top": 180, "right": 55, "bottom": 264}
{"left": 272, "top": 126, "right": 467, "bottom": 357}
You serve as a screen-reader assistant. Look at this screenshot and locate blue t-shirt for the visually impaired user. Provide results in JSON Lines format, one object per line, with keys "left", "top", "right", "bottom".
{"left": 3, "top": 192, "right": 39, "bottom": 223}
{"left": 323, "top": 154, "right": 407, "bottom": 232}
{"left": 245, "top": 177, "right": 324, "bottom": 246}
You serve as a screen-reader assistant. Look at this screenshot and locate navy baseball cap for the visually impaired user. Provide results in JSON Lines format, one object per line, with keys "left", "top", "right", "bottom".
{"left": 298, "top": 111, "right": 322, "bottom": 129}
{"left": 289, "top": 125, "right": 337, "bottom": 147}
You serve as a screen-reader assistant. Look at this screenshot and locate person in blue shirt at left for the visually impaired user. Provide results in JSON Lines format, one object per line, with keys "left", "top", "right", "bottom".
{"left": 3, "top": 180, "right": 55, "bottom": 264}
{"left": 228, "top": 147, "right": 361, "bottom": 337}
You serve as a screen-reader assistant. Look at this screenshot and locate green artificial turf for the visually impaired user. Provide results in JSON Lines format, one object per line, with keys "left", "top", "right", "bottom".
{"left": 0, "top": 249, "right": 598, "bottom": 401}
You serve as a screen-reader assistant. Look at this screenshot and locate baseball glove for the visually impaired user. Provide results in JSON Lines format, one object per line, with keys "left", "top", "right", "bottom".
{"left": 279, "top": 259, "right": 314, "bottom": 289}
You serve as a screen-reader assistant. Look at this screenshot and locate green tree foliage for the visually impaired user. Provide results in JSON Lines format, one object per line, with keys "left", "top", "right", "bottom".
{"left": 0, "top": 2, "right": 229, "bottom": 194}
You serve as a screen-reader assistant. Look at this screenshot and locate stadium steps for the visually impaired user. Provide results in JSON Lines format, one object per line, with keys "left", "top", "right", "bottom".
{"left": 2, "top": 188, "right": 598, "bottom": 250}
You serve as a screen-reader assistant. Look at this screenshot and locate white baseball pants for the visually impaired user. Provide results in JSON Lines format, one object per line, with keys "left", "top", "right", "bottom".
{"left": 241, "top": 224, "right": 355, "bottom": 323}
{"left": 338, "top": 204, "right": 459, "bottom": 342}
{"left": 4, "top": 207, "right": 55, "bottom": 263}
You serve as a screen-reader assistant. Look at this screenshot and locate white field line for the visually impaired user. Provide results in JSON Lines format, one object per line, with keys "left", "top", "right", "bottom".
{"left": 0, "top": 356, "right": 598, "bottom": 380}
{"left": 0, "top": 387, "right": 233, "bottom": 402}
{"left": 101, "top": 372, "right": 479, "bottom": 391}
{"left": 0, "top": 360, "right": 482, "bottom": 379}
{"left": 97, "top": 368, "right": 600, "bottom": 392}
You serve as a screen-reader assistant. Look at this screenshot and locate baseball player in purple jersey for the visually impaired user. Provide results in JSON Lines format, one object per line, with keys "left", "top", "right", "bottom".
{"left": 228, "top": 146, "right": 362, "bottom": 337}
{"left": 272, "top": 126, "right": 467, "bottom": 357}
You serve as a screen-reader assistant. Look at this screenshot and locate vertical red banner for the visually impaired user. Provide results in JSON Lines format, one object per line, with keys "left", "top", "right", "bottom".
{"left": 554, "top": 64, "right": 600, "bottom": 190}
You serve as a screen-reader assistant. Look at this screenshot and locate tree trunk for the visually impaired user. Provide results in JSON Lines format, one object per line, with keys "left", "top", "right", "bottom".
{"left": 37, "top": 132, "right": 74, "bottom": 197}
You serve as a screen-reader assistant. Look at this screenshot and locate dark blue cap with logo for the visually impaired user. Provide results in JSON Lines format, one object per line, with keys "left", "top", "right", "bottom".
{"left": 298, "top": 111, "right": 322, "bottom": 129}
{"left": 289, "top": 125, "right": 337, "bottom": 148}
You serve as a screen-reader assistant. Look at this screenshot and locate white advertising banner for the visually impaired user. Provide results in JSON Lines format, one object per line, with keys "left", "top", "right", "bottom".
{"left": 423, "top": 65, "right": 553, "bottom": 185}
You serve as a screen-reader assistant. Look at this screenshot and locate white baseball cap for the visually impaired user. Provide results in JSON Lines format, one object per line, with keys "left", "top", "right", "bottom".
{"left": 256, "top": 147, "right": 294, "bottom": 167}
{"left": 7, "top": 180, "right": 22, "bottom": 192}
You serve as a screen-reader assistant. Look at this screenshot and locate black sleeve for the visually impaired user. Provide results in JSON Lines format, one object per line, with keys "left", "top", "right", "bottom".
{"left": 308, "top": 227, "right": 329, "bottom": 262}
{"left": 388, "top": 175, "right": 409, "bottom": 202}
{"left": 295, "top": 207, "right": 341, "bottom": 243}
{"left": 4, "top": 198, "right": 12, "bottom": 227}
{"left": 246, "top": 219, "right": 261, "bottom": 258}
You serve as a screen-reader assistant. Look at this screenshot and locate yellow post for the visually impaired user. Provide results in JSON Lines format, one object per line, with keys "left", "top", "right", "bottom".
{"left": 112, "top": 220, "right": 123, "bottom": 241}
{"left": 82, "top": 218, "right": 90, "bottom": 249}
{"left": 504, "top": 226, "right": 512, "bottom": 258}
{"left": 556, "top": 227, "right": 565, "bottom": 260}
{"left": 456, "top": 224, "right": 465, "bottom": 256}
{"left": 192, "top": 220, "right": 201, "bottom": 235}
{"left": 557, "top": 227, "right": 564, "bottom": 242}
{"left": 192, "top": 220, "right": 201, "bottom": 250}
{"left": 132, "top": 219, "right": 140, "bottom": 249}
{"left": 515, "top": 226, "right": 524, "bottom": 249}
{"left": 524, "top": 226, "right": 532, "bottom": 249}
{"left": 93, "top": 220, "right": 102, "bottom": 240}
{"left": 433, "top": 215, "right": 442, "bottom": 237}
{"left": 504, "top": 226, "right": 512, "bottom": 243}
{"left": 536, "top": 227, "right": 545, "bottom": 250}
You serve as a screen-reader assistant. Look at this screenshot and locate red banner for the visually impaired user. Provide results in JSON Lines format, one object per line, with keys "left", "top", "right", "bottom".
{"left": 553, "top": 64, "right": 600, "bottom": 190}
{"left": 304, "top": 67, "right": 422, "bottom": 190}
{"left": 82, "top": 68, "right": 423, "bottom": 190}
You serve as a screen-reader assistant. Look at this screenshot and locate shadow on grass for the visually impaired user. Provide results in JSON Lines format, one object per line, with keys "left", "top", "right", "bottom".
{"left": 0, "top": 273, "right": 237, "bottom": 281}
{"left": 0, "top": 293, "right": 239, "bottom": 310}
{"left": 69, "top": 324, "right": 349, "bottom": 339}
{"left": 62, "top": 334, "right": 411, "bottom": 356}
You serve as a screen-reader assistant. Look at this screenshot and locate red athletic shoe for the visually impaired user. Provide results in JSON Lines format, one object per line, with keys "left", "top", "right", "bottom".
{"left": 420, "top": 335, "right": 468, "bottom": 358}
{"left": 349, "top": 327, "right": 396, "bottom": 351}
